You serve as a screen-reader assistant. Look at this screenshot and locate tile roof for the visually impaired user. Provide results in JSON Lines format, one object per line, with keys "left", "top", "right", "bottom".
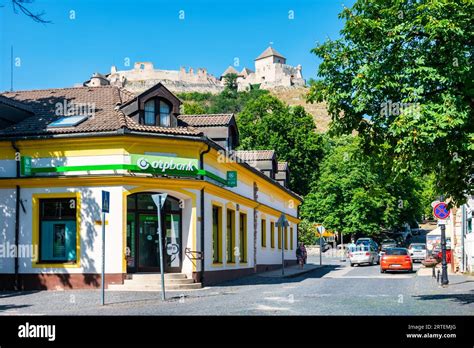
{"left": 0, "top": 95, "right": 34, "bottom": 113}
{"left": 234, "top": 150, "right": 275, "bottom": 161}
{"left": 177, "top": 114, "right": 234, "bottom": 127}
{"left": 0, "top": 86, "right": 199, "bottom": 137}
{"left": 255, "top": 47, "right": 286, "bottom": 61}
{"left": 221, "top": 66, "right": 239, "bottom": 77}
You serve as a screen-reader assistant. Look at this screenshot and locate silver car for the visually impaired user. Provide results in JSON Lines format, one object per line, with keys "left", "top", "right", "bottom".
{"left": 349, "top": 245, "right": 379, "bottom": 266}
{"left": 408, "top": 243, "right": 427, "bottom": 262}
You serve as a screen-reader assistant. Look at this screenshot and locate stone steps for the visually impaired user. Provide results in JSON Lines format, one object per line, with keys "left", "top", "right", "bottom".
{"left": 108, "top": 273, "right": 202, "bottom": 291}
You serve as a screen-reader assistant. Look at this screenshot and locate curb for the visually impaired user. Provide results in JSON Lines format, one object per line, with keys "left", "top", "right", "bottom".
{"left": 280, "top": 265, "right": 325, "bottom": 279}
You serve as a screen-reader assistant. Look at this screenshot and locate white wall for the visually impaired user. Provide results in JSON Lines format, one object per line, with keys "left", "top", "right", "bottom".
{"left": 0, "top": 188, "right": 17, "bottom": 273}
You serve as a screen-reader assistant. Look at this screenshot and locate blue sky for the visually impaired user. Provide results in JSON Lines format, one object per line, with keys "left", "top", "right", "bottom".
{"left": 0, "top": 0, "right": 353, "bottom": 91}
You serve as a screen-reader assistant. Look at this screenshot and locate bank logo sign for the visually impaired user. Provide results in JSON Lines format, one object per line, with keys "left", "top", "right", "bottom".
{"left": 132, "top": 154, "right": 198, "bottom": 173}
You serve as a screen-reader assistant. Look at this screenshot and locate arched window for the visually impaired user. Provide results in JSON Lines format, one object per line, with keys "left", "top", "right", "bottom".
{"left": 159, "top": 101, "right": 170, "bottom": 127}
{"left": 144, "top": 100, "right": 155, "bottom": 125}
{"left": 142, "top": 99, "right": 172, "bottom": 127}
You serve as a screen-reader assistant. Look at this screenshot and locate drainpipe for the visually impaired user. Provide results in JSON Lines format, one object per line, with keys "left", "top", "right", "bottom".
{"left": 199, "top": 144, "right": 211, "bottom": 285}
{"left": 11, "top": 141, "right": 21, "bottom": 290}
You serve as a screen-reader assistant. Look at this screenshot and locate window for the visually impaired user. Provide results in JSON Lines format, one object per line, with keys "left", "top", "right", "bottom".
{"left": 290, "top": 227, "right": 294, "bottom": 250}
{"left": 226, "top": 209, "right": 235, "bottom": 263}
{"left": 160, "top": 101, "right": 170, "bottom": 127}
{"left": 39, "top": 198, "right": 77, "bottom": 263}
{"left": 284, "top": 226, "right": 288, "bottom": 250}
{"left": 278, "top": 226, "right": 282, "bottom": 249}
{"left": 239, "top": 213, "right": 247, "bottom": 263}
{"left": 261, "top": 219, "right": 266, "bottom": 247}
{"left": 212, "top": 206, "right": 222, "bottom": 263}
{"left": 144, "top": 100, "right": 155, "bottom": 125}
{"left": 270, "top": 221, "right": 275, "bottom": 248}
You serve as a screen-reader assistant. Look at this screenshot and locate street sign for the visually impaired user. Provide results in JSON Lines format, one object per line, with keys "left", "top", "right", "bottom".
{"left": 20, "top": 156, "right": 32, "bottom": 176}
{"left": 152, "top": 193, "right": 168, "bottom": 208}
{"left": 102, "top": 191, "right": 110, "bottom": 213}
{"left": 433, "top": 202, "right": 450, "bottom": 220}
{"left": 317, "top": 225, "right": 325, "bottom": 236}
{"left": 226, "top": 171, "right": 237, "bottom": 187}
{"left": 276, "top": 213, "right": 289, "bottom": 228}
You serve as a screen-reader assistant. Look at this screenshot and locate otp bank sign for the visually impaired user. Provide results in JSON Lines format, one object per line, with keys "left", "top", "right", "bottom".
{"left": 133, "top": 154, "right": 198, "bottom": 173}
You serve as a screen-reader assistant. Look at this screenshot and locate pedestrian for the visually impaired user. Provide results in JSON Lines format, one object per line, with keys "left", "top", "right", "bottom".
{"left": 296, "top": 242, "right": 305, "bottom": 269}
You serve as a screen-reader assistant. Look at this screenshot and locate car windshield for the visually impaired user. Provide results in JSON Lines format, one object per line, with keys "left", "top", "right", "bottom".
{"left": 385, "top": 248, "right": 408, "bottom": 255}
{"left": 411, "top": 244, "right": 426, "bottom": 250}
{"left": 382, "top": 239, "right": 396, "bottom": 244}
{"left": 355, "top": 245, "right": 370, "bottom": 251}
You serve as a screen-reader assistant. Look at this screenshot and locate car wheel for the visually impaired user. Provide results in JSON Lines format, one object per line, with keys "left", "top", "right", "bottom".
{"left": 380, "top": 268, "right": 385, "bottom": 273}
{"left": 409, "top": 267, "right": 413, "bottom": 273}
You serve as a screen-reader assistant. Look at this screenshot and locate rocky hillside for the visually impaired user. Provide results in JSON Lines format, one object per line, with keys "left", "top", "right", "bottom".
{"left": 269, "top": 87, "right": 331, "bottom": 133}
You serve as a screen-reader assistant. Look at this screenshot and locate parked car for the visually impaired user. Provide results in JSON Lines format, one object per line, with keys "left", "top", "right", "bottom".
{"left": 380, "top": 248, "right": 413, "bottom": 273}
{"left": 380, "top": 239, "right": 398, "bottom": 251}
{"left": 408, "top": 243, "right": 427, "bottom": 262}
{"left": 356, "top": 238, "right": 379, "bottom": 251}
{"left": 314, "top": 237, "right": 331, "bottom": 252}
{"left": 349, "top": 244, "right": 379, "bottom": 267}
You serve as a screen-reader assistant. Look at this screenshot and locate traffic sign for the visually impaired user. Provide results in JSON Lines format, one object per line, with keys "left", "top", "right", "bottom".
{"left": 433, "top": 202, "right": 450, "bottom": 220}
{"left": 317, "top": 225, "right": 325, "bottom": 236}
{"left": 276, "top": 213, "right": 289, "bottom": 228}
{"left": 102, "top": 191, "right": 110, "bottom": 213}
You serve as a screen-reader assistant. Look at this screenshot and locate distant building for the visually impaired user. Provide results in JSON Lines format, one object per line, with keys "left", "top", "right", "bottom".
{"left": 83, "top": 47, "right": 305, "bottom": 94}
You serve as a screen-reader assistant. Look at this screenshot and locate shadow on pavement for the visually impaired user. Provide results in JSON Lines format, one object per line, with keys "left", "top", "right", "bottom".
{"left": 214, "top": 264, "right": 341, "bottom": 287}
{"left": 0, "top": 291, "right": 41, "bottom": 299}
{"left": 0, "top": 303, "right": 31, "bottom": 312}
{"left": 413, "top": 290, "right": 474, "bottom": 305}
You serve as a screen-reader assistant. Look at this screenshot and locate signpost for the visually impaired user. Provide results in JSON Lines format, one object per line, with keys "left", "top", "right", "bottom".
{"left": 101, "top": 190, "right": 110, "bottom": 306}
{"left": 317, "top": 225, "right": 325, "bottom": 266}
{"left": 152, "top": 193, "right": 168, "bottom": 301}
{"left": 433, "top": 201, "right": 450, "bottom": 286}
{"left": 276, "top": 214, "right": 289, "bottom": 275}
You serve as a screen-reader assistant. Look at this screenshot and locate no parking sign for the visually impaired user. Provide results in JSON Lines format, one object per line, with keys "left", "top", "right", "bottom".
{"left": 433, "top": 202, "right": 450, "bottom": 220}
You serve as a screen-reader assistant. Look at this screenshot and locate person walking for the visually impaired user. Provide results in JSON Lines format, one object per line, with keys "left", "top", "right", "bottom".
{"left": 296, "top": 242, "right": 306, "bottom": 269}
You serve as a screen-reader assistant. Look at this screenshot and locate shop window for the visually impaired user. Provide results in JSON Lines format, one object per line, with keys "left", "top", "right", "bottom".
{"left": 270, "top": 221, "right": 275, "bottom": 248}
{"left": 239, "top": 213, "right": 247, "bottom": 263}
{"left": 290, "top": 227, "right": 294, "bottom": 250}
{"left": 226, "top": 209, "right": 235, "bottom": 263}
{"left": 278, "top": 226, "right": 282, "bottom": 249}
{"left": 39, "top": 198, "right": 77, "bottom": 263}
{"left": 261, "top": 219, "right": 266, "bottom": 247}
{"left": 212, "top": 205, "right": 222, "bottom": 263}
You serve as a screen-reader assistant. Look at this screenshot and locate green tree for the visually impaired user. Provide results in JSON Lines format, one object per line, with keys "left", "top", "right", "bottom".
{"left": 307, "top": 0, "right": 473, "bottom": 205}
{"left": 301, "top": 136, "right": 423, "bottom": 237}
{"left": 182, "top": 102, "right": 206, "bottom": 115}
{"left": 237, "top": 94, "right": 324, "bottom": 195}
{"left": 223, "top": 73, "right": 238, "bottom": 91}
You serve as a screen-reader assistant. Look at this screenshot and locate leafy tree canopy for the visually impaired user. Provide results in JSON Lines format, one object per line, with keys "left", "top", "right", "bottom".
{"left": 307, "top": 0, "right": 473, "bottom": 205}
{"left": 301, "top": 136, "right": 425, "bottom": 236}
{"left": 237, "top": 94, "right": 324, "bottom": 195}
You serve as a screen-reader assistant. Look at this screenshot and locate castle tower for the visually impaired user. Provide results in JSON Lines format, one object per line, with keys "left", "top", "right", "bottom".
{"left": 254, "top": 46, "right": 286, "bottom": 72}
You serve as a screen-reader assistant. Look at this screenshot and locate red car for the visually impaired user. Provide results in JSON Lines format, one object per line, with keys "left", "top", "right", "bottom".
{"left": 380, "top": 248, "right": 413, "bottom": 273}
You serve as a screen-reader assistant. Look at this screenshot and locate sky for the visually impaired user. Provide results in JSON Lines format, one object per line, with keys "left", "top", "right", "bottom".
{"left": 0, "top": 0, "right": 354, "bottom": 91}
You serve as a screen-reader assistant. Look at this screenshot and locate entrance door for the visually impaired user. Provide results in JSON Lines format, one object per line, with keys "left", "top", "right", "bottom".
{"left": 138, "top": 214, "right": 161, "bottom": 272}
{"left": 126, "top": 193, "right": 183, "bottom": 274}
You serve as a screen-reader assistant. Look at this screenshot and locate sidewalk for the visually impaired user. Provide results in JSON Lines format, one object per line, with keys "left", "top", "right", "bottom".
{"left": 257, "top": 263, "right": 323, "bottom": 278}
{"left": 417, "top": 264, "right": 456, "bottom": 277}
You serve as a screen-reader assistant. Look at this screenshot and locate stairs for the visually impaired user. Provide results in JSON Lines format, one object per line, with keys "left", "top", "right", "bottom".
{"left": 108, "top": 273, "right": 202, "bottom": 291}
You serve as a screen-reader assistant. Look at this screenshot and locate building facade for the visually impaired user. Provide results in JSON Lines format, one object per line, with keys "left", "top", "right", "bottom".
{"left": 0, "top": 83, "right": 301, "bottom": 290}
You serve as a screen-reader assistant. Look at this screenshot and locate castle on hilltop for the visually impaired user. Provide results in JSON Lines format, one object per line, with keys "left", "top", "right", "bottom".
{"left": 84, "top": 47, "right": 305, "bottom": 94}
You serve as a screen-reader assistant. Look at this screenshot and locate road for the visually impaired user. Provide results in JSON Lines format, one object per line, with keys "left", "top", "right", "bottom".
{"left": 0, "top": 253, "right": 472, "bottom": 315}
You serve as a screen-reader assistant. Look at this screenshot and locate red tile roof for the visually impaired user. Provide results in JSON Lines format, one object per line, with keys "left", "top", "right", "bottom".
{"left": 177, "top": 114, "right": 234, "bottom": 127}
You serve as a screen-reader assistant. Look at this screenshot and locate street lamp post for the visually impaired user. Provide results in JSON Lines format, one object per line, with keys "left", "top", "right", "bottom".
{"left": 440, "top": 223, "right": 449, "bottom": 286}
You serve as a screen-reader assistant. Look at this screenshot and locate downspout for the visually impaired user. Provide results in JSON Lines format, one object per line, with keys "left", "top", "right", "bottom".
{"left": 11, "top": 141, "right": 21, "bottom": 290}
{"left": 199, "top": 144, "right": 211, "bottom": 285}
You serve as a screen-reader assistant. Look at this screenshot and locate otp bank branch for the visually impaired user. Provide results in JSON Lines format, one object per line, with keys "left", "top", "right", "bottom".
{"left": 0, "top": 83, "right": 301, "bottom": 290}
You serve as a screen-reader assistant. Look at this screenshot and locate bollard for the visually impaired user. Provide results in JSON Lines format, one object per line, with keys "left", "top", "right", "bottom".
{"left": 432, "top": 267, "right": 436, "bottom": 278}
{"left": 437, "top": 269, "right": 440, "bottom": 283}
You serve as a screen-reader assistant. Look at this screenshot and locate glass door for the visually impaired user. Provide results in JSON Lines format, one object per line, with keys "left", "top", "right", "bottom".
{"left": 165, "top": 213, "right": 181, "bottom": 272}
{"left": 138, "top": 214, "right": 161, "bottom": 272}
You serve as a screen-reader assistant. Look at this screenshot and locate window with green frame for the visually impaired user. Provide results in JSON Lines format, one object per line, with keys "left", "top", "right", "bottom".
{"left": 270, "top": 221, "right": 275, "bottom": 248}
{"left": 212, "top": 206, "right": 222, "bottom": 263}
{"left": 226, "top": 209, "right": 235, "bottom": 263}
{"left": 39, "top": 198, "right": 77, "bottom": 263}
{"left": 261, "top": 219, "right": 266, "bottom": 247}
{"left": 239, "top": 213, "right": 247, "bottom": 262}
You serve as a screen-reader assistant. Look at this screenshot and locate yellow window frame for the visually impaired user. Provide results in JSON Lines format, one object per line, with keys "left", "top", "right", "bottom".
{"left": 261, "top": 219, "right": 266, "bottom": 248}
